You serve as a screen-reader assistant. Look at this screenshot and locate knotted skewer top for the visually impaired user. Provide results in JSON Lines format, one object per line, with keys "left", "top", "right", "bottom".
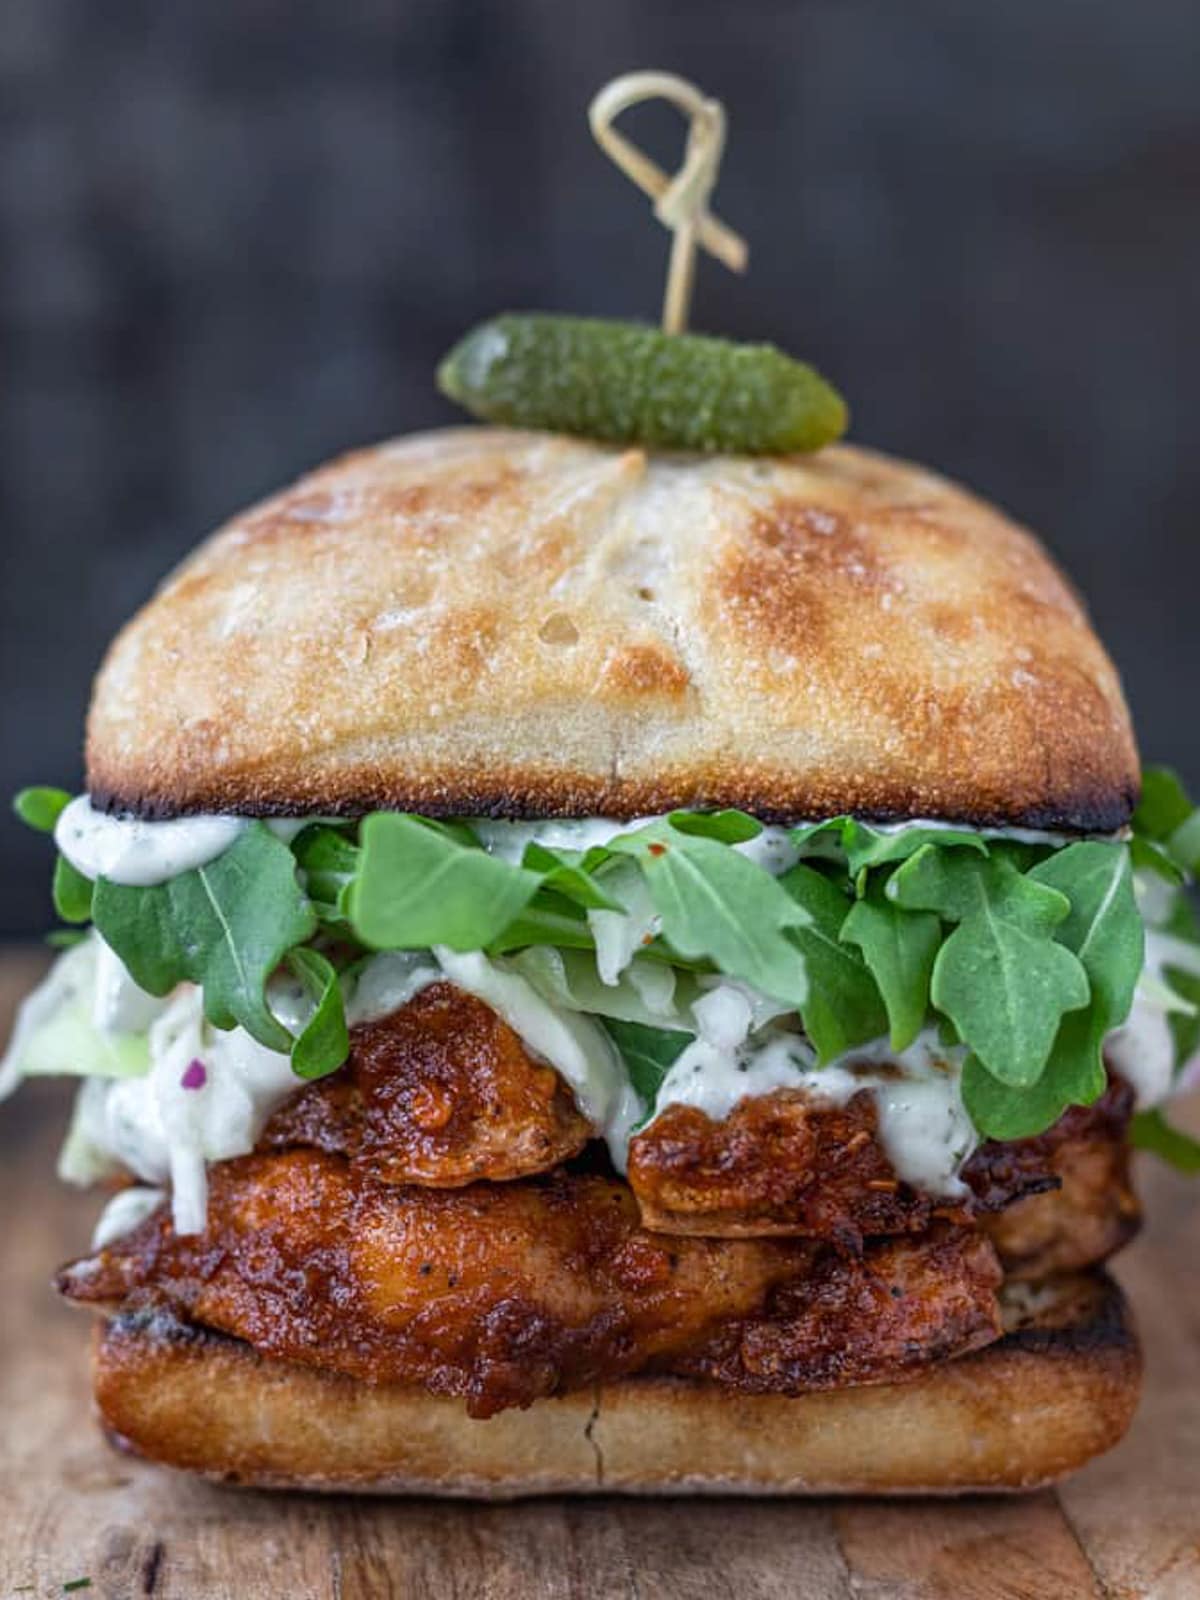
{"left": 589, "top": 71, "right": 749, "bottom": 335}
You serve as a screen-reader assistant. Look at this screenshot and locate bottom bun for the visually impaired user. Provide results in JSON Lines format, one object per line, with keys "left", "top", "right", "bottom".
{"left": 92, "top": 1272, "right": 1140, "bottom": 1498}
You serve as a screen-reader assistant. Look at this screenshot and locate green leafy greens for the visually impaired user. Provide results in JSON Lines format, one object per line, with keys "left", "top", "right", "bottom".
{"left": 91, "top": 823, "right": 319, "bottom": 1055}
{"left": 349, "top": 814, "right": 541, "bottom": 950}
{"left": 1130, "top": 1107, "right": 1200, "bottom": 1172}
{"left": 13, "top": 772, "right": 1200, "bottom": 1158}
{"left": 888, "top": 846, "right": 1090, "bottom": 1088}
{"left": 606, "top": 819, "right": 812, "bottom": 1007}
{"left": 841, "top": 886, "right": 940, "bottom": 1052}
{"left": 602, "top": 1018, "right": 692, "bottom": 1113}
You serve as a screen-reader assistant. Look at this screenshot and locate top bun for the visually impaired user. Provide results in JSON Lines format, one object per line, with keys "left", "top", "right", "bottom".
{"left": 86, "top": 428, "right": 1138, "bottom": 830}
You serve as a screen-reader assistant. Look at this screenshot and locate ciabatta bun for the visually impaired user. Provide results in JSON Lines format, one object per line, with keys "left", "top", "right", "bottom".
{"left": 86, "top": 431, "right": 1137, "bottom": 830}
{"left": 93, "top": 1272, "right": 1139, "bottom": 1497}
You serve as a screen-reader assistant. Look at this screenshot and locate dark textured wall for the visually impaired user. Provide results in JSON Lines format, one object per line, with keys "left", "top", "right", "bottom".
{"left": 2, "top": 0, "right": 1197, "bottom": 935}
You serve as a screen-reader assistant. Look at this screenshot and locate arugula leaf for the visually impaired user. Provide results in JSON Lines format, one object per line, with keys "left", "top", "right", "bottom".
{"left": 889, "top": 846, "right": 1089, "bottom": 1086}
{"left": 937, "top": 1015, "right": 961, "bottom": 1047}
{"left": 92, "top": 823, "right": 317, "bottom": 1053}
{"left": 293, "top": 825, "right": 360, "bottom": 921}
{"left": 486, "top": 891, "right": 597, "bottom": 953}
{"left": 958, "top": 844, "right": 1140, "bottom": 1141}
{"left": 286, "top": 948, "right": 350, "bottom": 1079}
{"left": 1029, "top": 841, "right": 1143, "bottom": 1070}
{"left": 1133, "top": 767, "right": 1200, "bottom": 877}
{"left": 961, "top": 1049, "right": 1102, "bottom": 1141}
{"left": 1130, "top": 834, "right": 1185, "bottom": 886}
{"left": 609, "top": 823, "right": 811, "bottom": 1008}
{"left": 1160, "top": 884, "right": 1200, "bottom": 941}
{"left": 666, "top": 809, "right": 763, "bottom": 844}
{"left": 788, "top": 820, "right": 851, "bottom": 862}
{"left": 791, "top": 816, "right": 986, "bottom": 879}
{"left": 840, "top": 885, "right": 940, "bottom": 1051}
{"left": 53, "top": 855, "right": 93, "bottom": 923}
{"left": 421, "top": 817, "right": 486, "bottom": 848}
{"left": 889, "top": 845, "right": 1062, "bottom": 926}
{"left": 519, "top": 843, "right": 623, "bottom": 911}
{"left": 1130, "top": 1107, "right": 1200, "bottom": 1172}
{"left": 603, "top": 1018, "right": 692, "bottom": 1110}
{"left": 776, "top": 863, "right": 887, "bottom": 1060}
{"left": 14, "top": 786, "right": 71, "bottom": 833}
{"left": 349, "top": 813, "right": 540, "bottom": 951}
{"left": 1169, "top": 813, "right": 1200, "bottom": 878}
{"left": 842, "top": 823, "right": 987, "bottom": 878}
{"left": 1165, "top": 965, "right": 1200, "bottom": 1074}
{"left": 11, "top": 789, "right": 91, "bottom": 920}
{"left": 1134, "top": 767, "right": 1194, "bottom": 843}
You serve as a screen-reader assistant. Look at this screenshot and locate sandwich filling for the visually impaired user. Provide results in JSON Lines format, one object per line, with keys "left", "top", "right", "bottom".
{"left": 6, "top": 776, "right": 1198, "bottom": 1414}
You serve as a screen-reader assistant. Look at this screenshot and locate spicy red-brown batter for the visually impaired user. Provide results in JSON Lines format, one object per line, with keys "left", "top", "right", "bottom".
{"left": 60, "top": 1153, "right": 1002, "bottom": 1416}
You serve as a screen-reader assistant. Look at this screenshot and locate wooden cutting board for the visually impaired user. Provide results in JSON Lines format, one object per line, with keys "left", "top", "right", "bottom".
{"left": 1, "top": 949, "right": 1197, "bottom": 1600}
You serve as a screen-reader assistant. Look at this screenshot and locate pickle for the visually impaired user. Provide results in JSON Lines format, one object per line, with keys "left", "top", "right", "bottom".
{"left": 437, "top": 314, "right": 848, "bottom": 455}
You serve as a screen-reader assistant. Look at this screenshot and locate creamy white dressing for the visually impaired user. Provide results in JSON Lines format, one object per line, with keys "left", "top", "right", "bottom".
{"left": 649, "top": 983, "right": 976, "bottom": 1196}
{"left": 857, "top": 817, "right": 1110, "bottom": 848}
{"left": 91, "top": 1184, "right": 166, "bottom": 1250}
{"left": 40, "top": 937, "right": 324, "bottom": 1233}
{"left": 1106, "top": 996, "right": 1176, "bottom": 1110}
{"left": 588, "top": 860, "right": 662, "bottom": 986}
{"left": 470, "top": 816, "right": 649, "bottom": 861}
{"left": 693, "top": 972, "right": 792, "bottom": 1033}
{"left": 74, "top": 984, "right": 304, "bottom": 1234}
{"left": 55, "top": 796, "right": 247, "bottom": 887}
{"left": 734, "top": 828, "right": 803, "bottom": 875}
{"left": 50, "top": 796, "right": 328, "bottom": 888}
{"left": 92, "top": 934, "right": 169, "bottom": 1035}
{"left": 51, "top": 797, "right": 1105, "bottom": 895}
{"left": 344, "top": 950, "right": 441, "bottom": 1025}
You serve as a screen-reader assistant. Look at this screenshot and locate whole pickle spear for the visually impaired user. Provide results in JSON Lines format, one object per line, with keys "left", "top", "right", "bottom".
{"left": 437, "top": 314, "right": 848, "bottom": 455}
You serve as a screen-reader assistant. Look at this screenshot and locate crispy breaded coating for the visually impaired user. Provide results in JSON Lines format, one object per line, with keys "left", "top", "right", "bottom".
{"left": 627, "top": 1089, "right": 971, "bottom": 1242}
{"left": 261, "top": 983, "right": 591, "bottom": 1185}
{"left": 626, "top": 1077, "right": 1136, "bottom": 1263}
{"left": 981, "top": 1111, "right": 1139, "bottom": 1279}
{"left": 59, "top": 1153, "right": 1003, "bottom": 1417}
{"left": 670, "top": 1225, "right": 1002, "bottom": 1393}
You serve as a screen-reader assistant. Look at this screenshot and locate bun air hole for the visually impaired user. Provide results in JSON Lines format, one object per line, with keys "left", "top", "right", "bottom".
{"left": 538, "top": 612, "right": 580, "bottom": 647}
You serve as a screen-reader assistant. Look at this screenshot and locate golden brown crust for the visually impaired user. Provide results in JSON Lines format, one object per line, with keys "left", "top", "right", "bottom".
{"left": 90, "top": 1271, "right": 1140, "bottom": 1495}
{"left": 260, "top": 983, "right": 590, "bottom": 1185}
{"left": 85, "top": 429, "right": 1138, "bottom": 829}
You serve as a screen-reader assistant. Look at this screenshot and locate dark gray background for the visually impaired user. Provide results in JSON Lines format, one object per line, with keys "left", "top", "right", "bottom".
{"left": 2, "top": 0, "right": 1196, "bottom": 936}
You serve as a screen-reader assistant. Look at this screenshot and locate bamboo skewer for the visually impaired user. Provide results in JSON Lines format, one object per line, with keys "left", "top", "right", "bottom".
{"left": 588, "top": 70, "right": 748, "bottom": 335}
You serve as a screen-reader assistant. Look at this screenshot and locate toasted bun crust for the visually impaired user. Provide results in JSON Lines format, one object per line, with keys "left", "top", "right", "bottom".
{"left": 92, "top": 1272, "right": 1139, "bottom": 1496}
{"left": 86, "top": 429, "right": 1137, "bottom": 829}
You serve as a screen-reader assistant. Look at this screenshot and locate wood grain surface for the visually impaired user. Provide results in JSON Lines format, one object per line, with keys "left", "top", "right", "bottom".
{"left": 1, "top": 949, "right": 1197, "bottom": 1600}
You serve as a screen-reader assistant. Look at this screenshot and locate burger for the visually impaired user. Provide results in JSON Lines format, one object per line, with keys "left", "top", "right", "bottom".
{"left": 4, "top": 413, "right": 1198, "bottom": 1496}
